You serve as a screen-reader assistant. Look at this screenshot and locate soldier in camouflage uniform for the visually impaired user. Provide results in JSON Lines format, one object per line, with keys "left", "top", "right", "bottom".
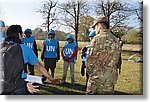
{"left": 86, "top": 16, "right": 120, "bottom": 95}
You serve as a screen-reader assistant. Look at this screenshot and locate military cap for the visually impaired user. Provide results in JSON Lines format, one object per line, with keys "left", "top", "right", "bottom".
{"left": 92, "top": 16, "right": 108, "bottom": 28}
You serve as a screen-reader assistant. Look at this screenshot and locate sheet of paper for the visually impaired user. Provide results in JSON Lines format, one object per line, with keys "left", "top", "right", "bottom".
{"left": 25, "top": 74, "right": 43, "bottom": 85}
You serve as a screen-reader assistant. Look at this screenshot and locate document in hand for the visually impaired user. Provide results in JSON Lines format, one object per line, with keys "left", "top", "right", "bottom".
{"left": 25, "top": 74, "right": 43, "bottom": 85}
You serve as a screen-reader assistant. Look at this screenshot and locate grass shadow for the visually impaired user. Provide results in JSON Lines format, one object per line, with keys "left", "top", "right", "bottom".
{"left": 114, "top": 91, "right": 133, "bottom": 95}
{"left": 57, "top": 82, "right": 86, "bottom": 91}
{"left": 35, "top": 82, "right": 134, "bottom": 95}
{"left": 37, "top": 83, "right": 85, "bottom": 95}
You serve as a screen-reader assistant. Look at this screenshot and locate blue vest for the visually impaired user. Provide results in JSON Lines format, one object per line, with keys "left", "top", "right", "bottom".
{"left": 0, "top": 31, "right": 6, "bottom": 43}
{"left": 82, "top": 45, "right": 89, "bottom": 62}
{"left": 22, "top": 36, "right": 35, "bottom": 51}
{"left": 63, "top": 42, "right": 77, "bottom": 62}
{"left": 44, "top": 39, "right": 58, "bottom": 58}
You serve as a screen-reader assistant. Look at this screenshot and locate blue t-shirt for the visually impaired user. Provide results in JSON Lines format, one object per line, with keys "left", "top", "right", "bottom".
{"left": 20, "top": 44, "right": 38, "bottom": 78}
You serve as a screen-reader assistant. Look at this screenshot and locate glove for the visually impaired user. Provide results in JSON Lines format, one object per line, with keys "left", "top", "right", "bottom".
{"left": 51, "top": 78, "right": 61, "bottom": 84}
{"left": 41, "top": 54, "right": 44, "bottom": 61}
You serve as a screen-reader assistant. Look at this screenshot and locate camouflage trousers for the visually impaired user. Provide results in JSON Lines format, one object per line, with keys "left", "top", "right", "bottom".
{"left": 86, "top": 76, "right": 115, "bottom": 95}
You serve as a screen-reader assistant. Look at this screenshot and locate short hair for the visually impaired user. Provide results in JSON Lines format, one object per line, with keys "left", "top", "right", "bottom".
{"left": 5, "top": 25, "right": 23, "bottom": 44}
{"left": 6, "top": 25, "right": 22, "bottom": 37}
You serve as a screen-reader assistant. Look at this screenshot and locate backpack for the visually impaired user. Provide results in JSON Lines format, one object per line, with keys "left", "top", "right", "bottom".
{"left": 0, "top": 43, "right": 25, "bottom": 94}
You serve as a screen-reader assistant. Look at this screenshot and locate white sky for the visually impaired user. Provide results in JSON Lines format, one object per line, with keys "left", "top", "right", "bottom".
{"left": 0, "top": 0, "right": 142, "bottom": 32}
{"left": 0, "top": 0, "right": 44, "bottom": 31}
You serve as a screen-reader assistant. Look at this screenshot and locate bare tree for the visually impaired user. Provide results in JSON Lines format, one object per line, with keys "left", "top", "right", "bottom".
{"left": 37, "top": 0, "right": 57, "bottom": 32}
{"left": 135, "top": 1, "right": 143, "bottom": 23}
{"left": 57, "top": 0, "right": 89, "bottom": 42}
{"left": 95, "top": 0, "right": 135, "bottom": 30}
{"left": 79, "top": 15, "right": 94, "bottom": 41}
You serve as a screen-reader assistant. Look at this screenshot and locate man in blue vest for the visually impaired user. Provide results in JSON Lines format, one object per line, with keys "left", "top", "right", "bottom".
{"left": 22, "top": 29, "right": 38, "bottom": 75}
{"left": 81, "top": 31, "right": 96, "bottom": 89}
{"left": 0, "top": 20, "right": 6, "bottom": 43}
{"left": 41, "top": 29, "right": 60, "bottom": 82}
{"left": 61, "top": 34, "right": 78, "bottom": 85}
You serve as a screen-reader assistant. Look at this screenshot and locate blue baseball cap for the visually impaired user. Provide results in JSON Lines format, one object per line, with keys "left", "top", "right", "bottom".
{"left": 48, "top": 29, "right": 56, "bottom": 35}
{"left": 24, "top": 29, "right": 32, "bottom": 34}
{"left": 66, "top": 34, "right": 74, "bottom": 41}
{"left": 0, "top": 20, "right": 5, "bottom": 27}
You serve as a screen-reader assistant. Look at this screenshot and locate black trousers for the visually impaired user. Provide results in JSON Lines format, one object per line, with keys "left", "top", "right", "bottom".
{"left": 42, "top": 58, "right": 56, "bottom": 82}
{"left": 24, "top": 63, "right": 34, "bottom": 75}
{"left": 81, "top": 61, "right": 89, "bottom": 89}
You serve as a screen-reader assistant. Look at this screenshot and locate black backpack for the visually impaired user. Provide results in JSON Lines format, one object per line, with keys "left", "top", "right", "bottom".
{"left": 0, "top": 43, "right": 25, "bottom": 94}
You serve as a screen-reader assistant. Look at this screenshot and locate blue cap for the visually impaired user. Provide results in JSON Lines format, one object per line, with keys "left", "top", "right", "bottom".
{"left": 24, "top": 29, "right": 32, "bottom": 34}
{"left": 66, "top": 34, "right": 74, "bottom": 41}
{"left": 88, "top": 31, "right": 96, "bottom": 37}
{"left": 48, "top": 29, "right": 56, "bottom": 35}
{"left": 0, "top": 20, "right": 5, "bottom": 27}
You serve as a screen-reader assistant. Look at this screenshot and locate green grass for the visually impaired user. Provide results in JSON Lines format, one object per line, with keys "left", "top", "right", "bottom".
{"left": 34, "top": 40, "right": 143, "bottom": 95}
{"left": 33, "top": 50, "right": 143, "bottom": 95}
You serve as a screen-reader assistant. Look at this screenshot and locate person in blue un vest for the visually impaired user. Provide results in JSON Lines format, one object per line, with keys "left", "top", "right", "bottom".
{"left": 41, "top": 29, "right": 60, "bottom": 82}
{"left": 81, "top": 31, "right": 96, "bottom": 89}
{"left": 22, "top": 29, "right": 38, "bottom": 75}
{"left": 61, "top": 34, "right": 78, "bottom": 85}
{"left": 0, "top": 20, "right": 6, "bottom": 43}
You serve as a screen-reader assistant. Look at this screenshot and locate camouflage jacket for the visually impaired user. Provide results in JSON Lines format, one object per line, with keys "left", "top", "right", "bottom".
{"left": 86, "top": 31, "right": 120, "bottom": 94}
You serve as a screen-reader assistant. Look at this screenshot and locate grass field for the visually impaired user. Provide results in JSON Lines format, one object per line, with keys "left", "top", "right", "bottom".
{"left": 32, "top": 40, "right": 143, "bottom": 95}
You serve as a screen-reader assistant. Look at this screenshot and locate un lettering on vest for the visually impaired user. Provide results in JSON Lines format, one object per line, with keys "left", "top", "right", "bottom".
{"left": 64, "top": 48, "right": 73, "bottom": 55}
{"left": 26, "top": 43, "right": 33, "bottom": 49}
{"left": 46, "top": 46, "right": 56, "bottom": 52}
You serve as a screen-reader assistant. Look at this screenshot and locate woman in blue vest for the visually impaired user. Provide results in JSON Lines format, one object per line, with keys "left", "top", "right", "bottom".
{"left": 81, "top": 31, "right": 96, "bottom": 89}
{"left": 22, "top": 29, "right": 38, "bottom": 75}
{"left": 61, "top": 34, "right": 78, "bottom": 85}
{"left": 41, "top": 29, "right": 60, "bottom": 82}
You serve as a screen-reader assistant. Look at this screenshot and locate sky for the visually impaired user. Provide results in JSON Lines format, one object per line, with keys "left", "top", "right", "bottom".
{"left": 0, "top": 0, "right": 44, "bottom": 31}
{"left": 0, "top": 0, "right": 142, "bottom": 32}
